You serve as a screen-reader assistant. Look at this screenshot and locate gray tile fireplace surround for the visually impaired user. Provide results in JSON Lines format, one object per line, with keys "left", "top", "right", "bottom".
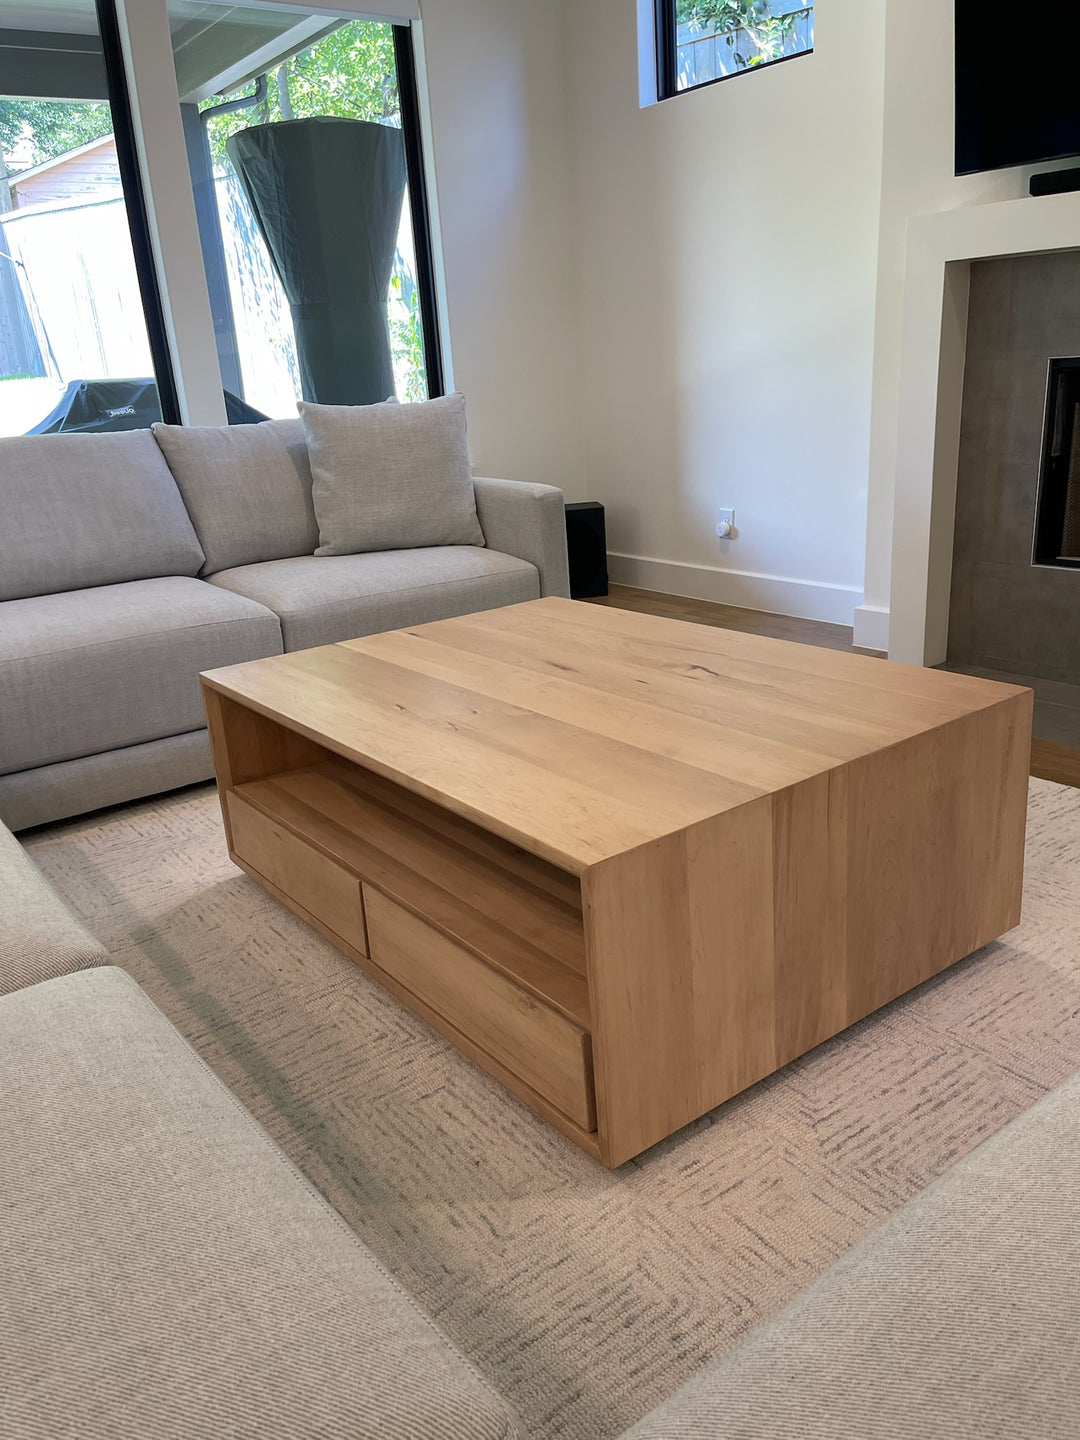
{"left": 946, "top": 250, "right": 1080, "bottom": 748}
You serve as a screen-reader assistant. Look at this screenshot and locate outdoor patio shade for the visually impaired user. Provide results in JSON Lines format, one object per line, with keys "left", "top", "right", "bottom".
{"left": 227, "top": 117, "right": 408, "bottom": 407}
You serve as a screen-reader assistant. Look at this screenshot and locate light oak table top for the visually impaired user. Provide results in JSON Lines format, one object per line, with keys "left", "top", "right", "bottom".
{"left": 204, "top": 596, "right": 1028, "bottom": 875}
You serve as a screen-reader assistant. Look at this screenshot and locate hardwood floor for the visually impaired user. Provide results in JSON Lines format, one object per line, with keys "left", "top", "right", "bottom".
{"left": 594, "top": 584, "right": 1078, "bottom": 787}
{"left": 1031, "top": 739, "right": 1080, "bottom": 788}
{"left": 591, "top": 585, "right": 882, "bottom": 655}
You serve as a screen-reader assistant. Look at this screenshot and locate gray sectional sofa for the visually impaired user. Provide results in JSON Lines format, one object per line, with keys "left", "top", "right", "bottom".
{"left": 0, "top": 422, "right": 569, "bottom": 832}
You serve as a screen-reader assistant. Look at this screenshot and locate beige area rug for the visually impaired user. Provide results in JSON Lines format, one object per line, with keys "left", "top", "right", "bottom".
{"left": 26, "top": 778, "right": 1080, "bottom": 1440}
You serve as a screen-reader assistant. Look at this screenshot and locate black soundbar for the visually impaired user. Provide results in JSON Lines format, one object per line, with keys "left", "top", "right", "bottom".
{"left": 1029, "top": 166, "right": 1080, "bottom": 197}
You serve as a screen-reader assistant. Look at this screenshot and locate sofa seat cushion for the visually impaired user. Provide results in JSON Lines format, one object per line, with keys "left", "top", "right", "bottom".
{"left": 0, "top": 822, "right": 106, "bottom": 995}
{"left": 0, "top": 967, "right": 523, "bottom": 1440}
{"left": 207, "top": 547, "right": 540, "bottom": 651}
{"left": 0, "top": 431, "right": 205, "bottom": 601}
{"left": 0, "top": 578, "right": 282, "bottom": 776}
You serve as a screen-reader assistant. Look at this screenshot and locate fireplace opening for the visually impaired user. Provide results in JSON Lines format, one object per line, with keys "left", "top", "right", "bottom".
{"left": 1033, "top": 357, "right": 1080, "bottom": 569}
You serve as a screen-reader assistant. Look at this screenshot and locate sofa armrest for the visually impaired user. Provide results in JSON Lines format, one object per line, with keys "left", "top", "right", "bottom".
{"left": 471, "top": 477, "right": 570, "bottom": 599}
{"left": 0, "top": 821, "right": 107, "bottom": 996}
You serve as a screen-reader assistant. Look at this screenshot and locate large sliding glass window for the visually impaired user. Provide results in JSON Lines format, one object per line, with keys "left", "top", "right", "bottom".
{"left": 168, "top": 2, "right": 437, "bottom": 418}
{"left": 0, "top": 1, "right": 173, "bottom": 435}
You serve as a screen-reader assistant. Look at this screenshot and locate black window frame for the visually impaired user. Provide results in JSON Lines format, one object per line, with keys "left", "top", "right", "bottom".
{"left": 655, "top": 2, "right": 814, "bottom": 102}
{"left": 95, "top": 0, "right": 182, "bottom": 422}
{"left": 393, "top": 22, "right": 445, "bottom": 399}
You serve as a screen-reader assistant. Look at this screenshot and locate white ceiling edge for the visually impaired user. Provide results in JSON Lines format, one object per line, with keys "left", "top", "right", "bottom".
{"left": 0, "top": 2, "right": 98, "bottom": 35}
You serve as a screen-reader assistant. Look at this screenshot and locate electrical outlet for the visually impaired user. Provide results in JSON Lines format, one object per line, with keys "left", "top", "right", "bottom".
{"left": 716, "top": 508, "right": 735, "bottom": 538}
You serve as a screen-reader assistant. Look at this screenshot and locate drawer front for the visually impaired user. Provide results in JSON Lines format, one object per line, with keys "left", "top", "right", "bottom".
{"left": 364, "top": 887, "right": 595, "bottom": 1131}
{"left": 228, "top": 792, "right": 366, "bottom": 955}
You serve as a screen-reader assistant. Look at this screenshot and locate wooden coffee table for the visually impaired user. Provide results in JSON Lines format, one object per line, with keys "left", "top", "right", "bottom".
{"left": 201, "top": 597, "right": 1031, "bottom": 1167}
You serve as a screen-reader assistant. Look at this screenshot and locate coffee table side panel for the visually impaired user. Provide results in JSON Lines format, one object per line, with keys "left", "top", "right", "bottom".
{"left": 582, "top": 689, "right": 1031, "bottom": 1167}
{"left": 843, "top": 689, "right": 1032, "bottom": 1020}
{"left": 582, "top": 798, "right": 780, "bottom": 1168}
{"left": 202, "top": 683, "right": 329, "bottom": 845}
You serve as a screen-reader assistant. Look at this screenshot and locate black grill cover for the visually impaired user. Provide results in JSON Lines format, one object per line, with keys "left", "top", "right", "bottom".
{"left": 27, "top": 379, "right": 162, "bottom": 434}
{"left": 26, "top": 382, "right": 269, "bottom": 434}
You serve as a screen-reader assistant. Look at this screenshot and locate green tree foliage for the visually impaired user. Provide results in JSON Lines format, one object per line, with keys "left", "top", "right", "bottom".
{"left": 283, "top": 22, "right": 398, "bottom": 121}
{"left": 676, "top": 0, "right": 769, "bottom": 28}
{"left": 201, "top": 20, "right": 398, "bottom": 167}
{"left": 390, "top": 268, "right": 426, "bottom": 402}
{"left": 0, "top": 99, "right": 113, "bottom": 169}
{"left": 674, "top": 0, "right": 800, "bottom": 66}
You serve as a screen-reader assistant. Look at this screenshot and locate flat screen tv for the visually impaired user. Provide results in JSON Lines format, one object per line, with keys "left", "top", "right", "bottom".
{"left": 955, "top": 1, "right": 1080, "bottom": 175}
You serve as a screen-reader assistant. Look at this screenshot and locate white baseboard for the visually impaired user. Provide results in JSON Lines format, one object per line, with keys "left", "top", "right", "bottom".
{"left": 606, "top": 553, "right": 863, "bottom": 628}
{"left": 852, "top": 603, "right": 890, "bottom": 652}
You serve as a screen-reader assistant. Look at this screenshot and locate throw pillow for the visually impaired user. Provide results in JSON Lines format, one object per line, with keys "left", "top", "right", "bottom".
{"left": 153, "top": 418, "right": 319, "bottom": 575}
{"left": 298, "top": 393, "right": 485, "bottom": 556}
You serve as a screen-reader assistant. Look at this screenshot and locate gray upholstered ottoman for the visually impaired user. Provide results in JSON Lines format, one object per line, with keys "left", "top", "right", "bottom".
{"left": 0, "top": 967, "right": 521, "bottom": 1440}
{"left": 0, "top": 820, "right": 106, "bottom": 996}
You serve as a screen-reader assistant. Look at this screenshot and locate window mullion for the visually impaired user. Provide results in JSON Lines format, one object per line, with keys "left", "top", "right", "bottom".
{"left": 656, "top": 2, "right": 677, "bottom": 101}
{"left": 112, "top": 0, "right": 227, "bottom": 425}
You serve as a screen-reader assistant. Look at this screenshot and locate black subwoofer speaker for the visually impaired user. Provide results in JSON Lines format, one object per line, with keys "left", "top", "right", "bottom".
{"left": 565, "top": 501, "right": 608, "bottom": 599}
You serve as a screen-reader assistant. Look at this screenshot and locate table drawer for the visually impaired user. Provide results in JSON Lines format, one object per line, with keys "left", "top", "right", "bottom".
{"left": 364, "top": 886, "right": 595, "bottom": 1131}
{"left": 227, "top": 791, "right": 366, "bottom": 954}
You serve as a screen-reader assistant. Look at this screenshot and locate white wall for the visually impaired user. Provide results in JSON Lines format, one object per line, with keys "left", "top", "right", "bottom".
{"left": 420, "top": 0, "right": 1074, "bottom": 638}
{"left": 417, "top": 0, "right": 584, "bottom": 492}
{"left": 857, "top": 0, "right": 1074, "bottom": 650}
{"left": 567, "top": 0, "right": 887, "bottom": 624}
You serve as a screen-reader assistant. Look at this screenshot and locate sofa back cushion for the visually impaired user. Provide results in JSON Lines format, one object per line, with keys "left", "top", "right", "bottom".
{"left": 0, "top": 431, "right": 205, "bottom": 602}
{"left": 153, "top": 419, "right": 320, "bottom": 575}
{"left": 299, "top": 394, "right": 484, "bottom": 556}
